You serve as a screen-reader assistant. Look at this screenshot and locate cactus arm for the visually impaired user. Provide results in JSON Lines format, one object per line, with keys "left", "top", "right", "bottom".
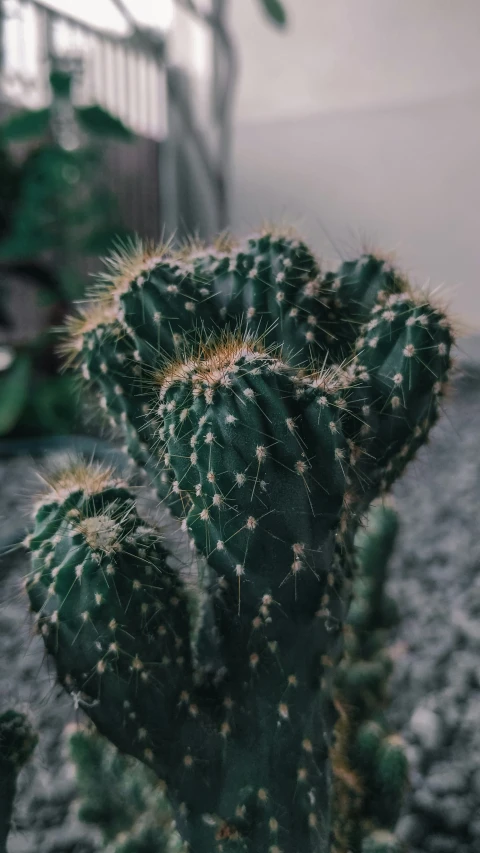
{"left": 63, "top": 308, "right": 181, "bottom": 512}
{"left": 63, "top": 309, "right": 153, "bottom": 467}
{"left": 351, "top": 291, "right": 453, "bottom": 499}
{"left": 324, "top": 256, "right": 406, "bottom": 360}
{"left": 0, "top": 711, "right": 38, "bottom": 853}
{"left": 157, "top": 335, "right": 348, "bottom": 616}
{"left": 26, "top": 464, "right": 225, "bottom": 810}
{"left": 101, "top": 245, "right": 223, "bottom": 368}
{"left": 222, "top": 230, "right": 340, "bottom": 365}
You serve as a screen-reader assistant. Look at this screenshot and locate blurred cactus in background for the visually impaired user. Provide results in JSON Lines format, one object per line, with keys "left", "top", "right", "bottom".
{"left": 331, "top": 504, "right": 409, "bottom": 853}
{"left": 23, "top": 226, "right": 453, "bottom": 851}
{"left": 67, "top": 724, "right": 182, "bottom": 853}
{"left": 0, "top": 710, "right": 37, "bottom": 853}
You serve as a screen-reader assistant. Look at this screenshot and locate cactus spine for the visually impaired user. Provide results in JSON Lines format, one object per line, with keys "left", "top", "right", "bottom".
{"left": 26, "top": 227, "right": 454, "bottom": 852}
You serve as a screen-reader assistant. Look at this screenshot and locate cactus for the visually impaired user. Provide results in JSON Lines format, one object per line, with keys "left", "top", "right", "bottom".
{"left": 67, "top": 724, "right": 182, "bottom": 852}
{"left": 0, "top": 710, "right": 38, "bottom": 853}
{"left": 25, "top": 227, "right": 454, "bottom": 852}
{"left": 330, "top": 505, "right": 409, "bottom": 853}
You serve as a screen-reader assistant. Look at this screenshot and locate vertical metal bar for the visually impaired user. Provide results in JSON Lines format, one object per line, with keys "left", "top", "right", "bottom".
{"left": 121, "top": 42, "right": 130, "bottom": 127}
{"left": 210, "top": 0, "right": 234, "bottom": 230}
{"left": 92, "top": 33, "right": 103, "bottom": 105}
{"left": 127, "top": 48, "right": 138, "bottom": 133}
{"left": 159, "top": 64, "right": 179, "bottom": 241}
{"left": 84, "top": 30, "right": 95, "bottom": 105}
{"left": 101, "top": 35, "right": 113, "bottom": 115}
{"left": 35, "top": 3, "right": 47, "bottom": 107}
{"left": 138, "top": 50, "right": 148, "bottom": 138}
{"left": 113, "top": 39, "right": 125, "bottom": 123}
{"left": 112, "top": 39, "right": 123, "bottom": 119}
{"left": 15, "top": 0, "right": 24, "bottom": 100}
{"left": 0, "top": 0, "right": 4, "bottom": 82}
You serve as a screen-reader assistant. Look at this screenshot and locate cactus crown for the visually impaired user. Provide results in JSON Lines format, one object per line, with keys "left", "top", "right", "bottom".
{"left": 25, "top": 226, "right": 454, "bottom": 853}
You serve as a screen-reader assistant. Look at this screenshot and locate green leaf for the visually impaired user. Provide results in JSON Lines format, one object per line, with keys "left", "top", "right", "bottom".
{"left": 0, "top": 354, "right": 31, "bottom": 435}
{"left": 0, "top": 108, "right": 50, "bottom": 142}
{"left": 258, "top": 0, "right": 287, "bottom": 26}
{"left": 76, "top": 106, "right": 134, "bottom": 142}
{"left": 49, "top": 70, "right": 73, "bottom": 98}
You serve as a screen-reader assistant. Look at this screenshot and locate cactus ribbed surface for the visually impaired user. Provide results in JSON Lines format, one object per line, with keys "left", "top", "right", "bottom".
{"left": 25, "top": 227, "right": 454, "bottom": 852}
{"left": 0, "top": 710, "right": 37, "bottom": 853}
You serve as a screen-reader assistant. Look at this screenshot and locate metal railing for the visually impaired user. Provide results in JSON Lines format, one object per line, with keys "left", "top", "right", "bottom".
{"left": 0, "top": 0, "right": 234, "bottom": 240}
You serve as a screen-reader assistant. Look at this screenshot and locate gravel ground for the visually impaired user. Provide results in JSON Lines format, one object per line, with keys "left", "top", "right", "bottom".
{"left": 385, "top": 363, "right": 480, "bottom": 853}
{"left": 1, "top": 363, "right": 480, "bottom": 853}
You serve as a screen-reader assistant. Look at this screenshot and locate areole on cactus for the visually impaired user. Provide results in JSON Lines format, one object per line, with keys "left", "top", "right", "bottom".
{"left": 25, "top": 226, "right": 454, "bottom": 853}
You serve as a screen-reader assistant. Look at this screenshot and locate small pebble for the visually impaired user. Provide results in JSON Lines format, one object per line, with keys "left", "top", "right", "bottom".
{"left": 409, "top": 707, "right": 444, "bottom": 751}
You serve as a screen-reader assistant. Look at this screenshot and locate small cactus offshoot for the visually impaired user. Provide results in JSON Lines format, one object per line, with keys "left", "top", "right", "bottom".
{"left": 25, "top": 227, "right": 454, "bottom": 852}
{"left": 0, "top": 710, "right": 38, "bottom": 853}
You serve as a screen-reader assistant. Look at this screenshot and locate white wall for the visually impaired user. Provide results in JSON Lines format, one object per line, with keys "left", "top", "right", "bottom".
{"left": 230, "top": 0, "right": 480, "bottom": 332}
{"left": 231, "top": 0, "right": 480, "bottom": 122}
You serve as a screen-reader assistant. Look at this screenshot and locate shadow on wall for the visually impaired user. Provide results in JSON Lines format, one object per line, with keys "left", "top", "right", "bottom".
{"left": 232, "top": 90, "right": 480, "bottom": 333}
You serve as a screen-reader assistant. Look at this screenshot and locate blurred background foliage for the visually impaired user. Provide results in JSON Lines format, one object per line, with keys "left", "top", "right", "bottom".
{"left": 0, "top": 0, "right": 287, "bottom": 441}
{"left": 0, "top": 66, "right": 134, "bottom": 438}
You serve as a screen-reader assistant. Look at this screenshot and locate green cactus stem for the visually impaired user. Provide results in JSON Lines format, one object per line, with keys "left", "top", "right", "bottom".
{"left": 61, "top": 304, "right": 179, "bottom": 511}
{"left": 324, "top": 255, "right": 406, "bottom": 359}
{"left": 26, "top": 449, "right": 351, "bottom": 852}
{"left": 156, "top": 332, "right": 349, "bottom": 613}
{"left": 26, "top": 225, "right": 454, "bottom": 853}
{"left": 222, "top": 229, "right": 341, "bottom": 365}
{"left": 96, "top": 239, "right": 223, "bottom": 368}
